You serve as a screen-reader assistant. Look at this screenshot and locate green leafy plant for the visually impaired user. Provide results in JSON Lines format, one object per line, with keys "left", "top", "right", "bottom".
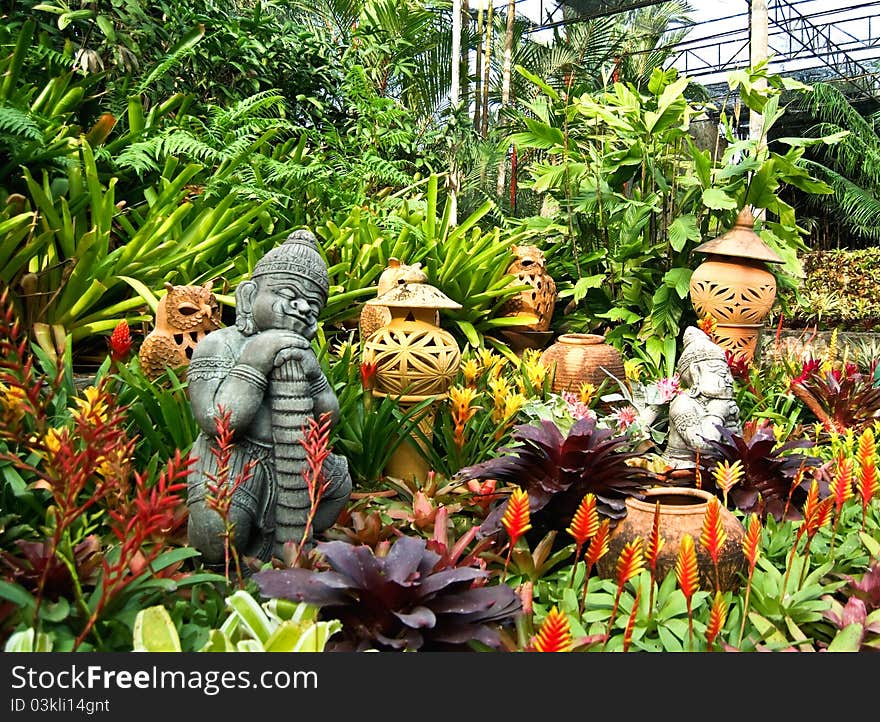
{"left": 132, "top": 590, "right": 341, "bottom": 653}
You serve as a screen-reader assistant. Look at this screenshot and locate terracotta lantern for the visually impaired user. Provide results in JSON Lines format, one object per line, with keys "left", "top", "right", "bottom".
{"left": 688, "top": 206, "right": 784, "bottom": 363}
{"left": 361, "top": 282, "right": 462, "bottom": 482}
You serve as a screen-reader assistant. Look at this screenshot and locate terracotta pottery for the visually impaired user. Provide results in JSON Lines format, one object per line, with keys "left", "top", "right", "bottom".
{"left": 361, "top": 282, "right": 462, "bottom": 482}
{"left": 499, "top": 244, "right": 557, "bottom": 332}
{"left": 596, "top": 486, "right": 748, "bottom": 592}
{"left": 539, "top": 333, "right": 626, "bottom": 393}
{"left": 358, "top": 258, "right": 434, "bottom": 341}
{"left": 689, "top": 207, "right": 784, "bottom": 364}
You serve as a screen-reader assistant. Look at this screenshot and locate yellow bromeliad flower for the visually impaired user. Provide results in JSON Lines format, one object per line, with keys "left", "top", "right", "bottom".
{"left": 448, "top": 385, "right": 480, "bottom": 449}
{"left": 624, "top": 358, "right": 642, "bottom": 383}
{"left": 521, "top": 356, "right": 548, "bottom": 392}
{"left": 42, "top": 426, "right": 65, "bottom": 459}
{"left": 578, "top": 382, "right": 596, "bottom": 405}
{"left": 0, "top": 382, "right": 29, "bottom": 424}
{"left": 502, "top": 392, "right": 527, "bottom": 421}
{"left": 71, "top": 385, "right": 110, "bottom": 426}
{"left": 460, "top": 358, "right": 480, "bottom": 387}
{"left": 821, "top": 327, "right": 838, "bottom": 374}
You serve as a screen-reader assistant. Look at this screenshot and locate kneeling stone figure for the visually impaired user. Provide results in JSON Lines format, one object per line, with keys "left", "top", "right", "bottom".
{"left": 186, "top": 230, "right": 352, "bottom": 565}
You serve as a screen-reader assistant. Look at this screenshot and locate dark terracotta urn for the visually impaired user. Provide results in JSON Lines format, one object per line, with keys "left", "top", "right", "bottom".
{"left": 596, "top": 486, "right": 748, "bottom": 592}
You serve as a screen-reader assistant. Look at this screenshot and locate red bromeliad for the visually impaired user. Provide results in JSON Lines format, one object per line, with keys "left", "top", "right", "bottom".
{"left": 623, "top": 586, "right": 641, "bottom": 652}
{"left": 705, "top": 591, "right": 729, "bottom": 651}
{"left": 676, "top": 533, "right": 700, "bottom": 647}
{"left": 700, "top": 496, "right": 728, "bottom": 593}
{"left": 857, "top": 427, "right": 880, "bottom": 530}
{"left": 829, "top": 454, "right": 855, "bottom": 556}
{"left": 531, "top": 606, "right": 573, "bottom": 652}
{"left": 580, "top": 517, "right": 610, "bottom": 615}
{"left": 646, "top": 500, "right": 664, "bottom": 612}
{"left": 501, "top": 487, "right": 532, "bottom": 581}
{"left": 566, "top": 493, "right": 598, "bottom": 588}
{"left": 108, "top": 319, "right": 133, "bottom": 362}
{"left": 606, "top": 537, "right": 644, "bottom": 643}
{"left": 738, "top": 512, "right": 763, "bottom": 644}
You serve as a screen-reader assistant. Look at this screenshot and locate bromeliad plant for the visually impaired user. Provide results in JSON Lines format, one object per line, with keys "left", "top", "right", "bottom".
{"left": 698, "top": 423, "right": 824, "bottom": 522}
{"left": 252, "top": 535, "right": 521, "bottom": 652}
{"left": 454, "top": 414, "right": 659, "bottom": 541}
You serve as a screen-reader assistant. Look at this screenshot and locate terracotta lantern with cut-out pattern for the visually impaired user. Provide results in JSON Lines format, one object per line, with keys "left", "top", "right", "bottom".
{"left": 361, "top": 282, "right": 462, "bottom": 482}
{"left": 689, "top": 207, "right": 784, "bottom": 363}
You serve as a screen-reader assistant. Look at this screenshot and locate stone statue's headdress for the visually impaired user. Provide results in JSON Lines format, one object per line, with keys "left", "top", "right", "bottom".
{"left": 675, "top": 326, "right": 727, "bottom": 378}
{"left": 251, "top": 229, "right": 329, "bottom": 305}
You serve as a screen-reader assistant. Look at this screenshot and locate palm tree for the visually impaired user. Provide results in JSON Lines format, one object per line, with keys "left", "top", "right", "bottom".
{"left": 795, "top": 81, "right": 880, "bottom": 246}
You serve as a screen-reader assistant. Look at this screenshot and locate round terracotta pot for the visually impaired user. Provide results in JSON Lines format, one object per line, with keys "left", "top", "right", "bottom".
{"left": 596, "top": 486, "right": 748, "bottom": 592}
{"left": 539, "top": 333, "right": 626, "bottom": 394}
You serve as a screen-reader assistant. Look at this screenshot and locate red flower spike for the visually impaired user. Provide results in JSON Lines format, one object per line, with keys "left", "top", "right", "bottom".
{"left": 700, "top": 496, "right": 727, "bottom": 567}
{"left": 705, "top": 591, "right": 728, "bottom": 650}
{"left": 623, "top": 586, "right": 641, "bottom": 653}
{"left": 797, "top": 479, "right": 822, "bottom": 544}
{"left": 501, "top": 487, "right": 532, "bottom": 548}
{"left": 743, "top": 513, "right": 762, "bottom": 572}
{"left": 359, "top": 361, "right": 377, "bottom": 390}
{"left": 615, "top": 538, "right": 645, "bottom": 589}
{"left": 647, "top": 501, "right": 665, "bottom": 574}
{"left": 109, "top": 320, "right": 133, "bottom": 361}
{"left": 584, "top": 518, "right": 611, "bottom": 567}
{"left": 567, "top": 493, "right": 599, "bottom": 547}
{"left": 675, "top": 534, "right": 700, "bottom": 602}
{"left": 532, "top": 606, "right": 573, "bottom": 652}
{"left": 830, "top": 454, "right": 855, "bottom": 513}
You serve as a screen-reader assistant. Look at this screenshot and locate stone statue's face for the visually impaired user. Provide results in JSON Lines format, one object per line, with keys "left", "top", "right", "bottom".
{"left": 250, "top": 276, "right": 322, "bottom": 338}
{"left": 694, "top": 359, "right": 735, "bottom": 399}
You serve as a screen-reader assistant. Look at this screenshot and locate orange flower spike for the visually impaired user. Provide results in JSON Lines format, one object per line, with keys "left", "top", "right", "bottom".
{"left": 830, "top": 454, "right": 855, "bottom": 514}
{"left": 797, "top": 479, "right": 821, "bottom": 544}
{"left": 812, "top": 498, "right": 834, "bottom": 537}
{"left": 501, "top": 487, "right": 532, "bottom": 548}
{"left": 584, "top": 518, "right": 611, "bottom": 568}
{"left": 615, "top": 537, "right": 645, "bottom": 590}
{"left": 567, "top": 493, "right": 599, "bottom": 547}
{"left": 699, "top": 496, "right": 728, "bottom": 567}
{"left": 532, "top": 606, "right": 573, "bottom": 652}
{"left": 675, "top": 533, "right": 700, "bottom": 602}
{"left": 713, "top": 459, "right": 743, "bottom": 507}
{"left": 705, "top": 591, "right": 729, "bottom": 650}
{"left": 623, "top": 586, "right": 642, "bottom": 653}
{"left": 646, "top": 501, "right": 665, "bottom": 575}
{"left": 742, "top": 513, "right": 762, "bottom": 573}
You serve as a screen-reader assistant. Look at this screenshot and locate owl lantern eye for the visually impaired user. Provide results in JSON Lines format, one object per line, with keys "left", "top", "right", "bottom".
{"left": 177, "top": 302, "right": 200, "bottom": 315}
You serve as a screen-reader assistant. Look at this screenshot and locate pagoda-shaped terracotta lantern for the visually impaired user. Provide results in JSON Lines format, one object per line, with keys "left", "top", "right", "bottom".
{"left": 688, "top": 206, "right": 784, "bottom": 363}
{"left": 361, "top": 282, "right": 462, "bottom": 482}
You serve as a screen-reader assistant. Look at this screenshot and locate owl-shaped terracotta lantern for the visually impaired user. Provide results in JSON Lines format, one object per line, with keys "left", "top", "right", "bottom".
{"left": 139, "top": 281, "right": 222, "bottom": 379}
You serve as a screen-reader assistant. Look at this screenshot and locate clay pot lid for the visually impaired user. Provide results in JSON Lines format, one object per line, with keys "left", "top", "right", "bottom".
{"left": 692, "top": 207, "right": 784, "bottom": 264}
{"left": 365, "top": 282, "right": 462, "bottom": 310}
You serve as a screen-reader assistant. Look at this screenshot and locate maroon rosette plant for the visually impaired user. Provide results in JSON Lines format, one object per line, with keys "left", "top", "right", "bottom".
{"left": 454, "top": 416, "right": 657, "bottom": 540}
{"left": 253, "top": 535, "right": 521, "bottom": 652}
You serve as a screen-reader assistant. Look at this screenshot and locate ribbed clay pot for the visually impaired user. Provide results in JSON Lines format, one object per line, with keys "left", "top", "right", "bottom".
{"left": 596, "top": 486, "right": 747, "bottom": 592}
{"left": 540, "top": 333, "right": 626, "bottom": 394}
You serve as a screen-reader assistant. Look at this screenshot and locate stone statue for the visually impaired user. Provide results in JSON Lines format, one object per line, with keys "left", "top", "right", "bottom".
{"left": 664, "top": 326, "right": 742, "bottom": 470}
{"left": 186, "top": 229, "right": 352, "bottom": 566}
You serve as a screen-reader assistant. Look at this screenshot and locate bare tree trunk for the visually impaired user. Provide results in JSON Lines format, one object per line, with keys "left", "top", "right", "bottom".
{"left": 450, "top": 0, "right": 462, "bottom": 226}
{"left": 461, "top": 0, "right": 470, "bottom": 109}
{"left": 480, "top": 1, "right": 493, "bottom": 139}
{"left": 474, "top": 4, "right": 483, "bottom": 132}
{"left": 497, "top": 0, "right": 515, "bottom": 198}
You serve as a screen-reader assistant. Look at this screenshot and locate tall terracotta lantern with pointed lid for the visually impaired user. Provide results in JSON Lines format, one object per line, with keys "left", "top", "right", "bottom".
{"left": 689, "top": 206, "right": 784, "bottom": 363}
{"left": 361, "top": 282, "right": 462, "bottom": 482}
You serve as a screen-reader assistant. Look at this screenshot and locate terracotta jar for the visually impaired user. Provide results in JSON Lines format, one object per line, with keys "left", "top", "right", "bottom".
{"left": 539, "top": 333, "right": 626, "bottom": 394}
{"left": 596, "top": 486, "right": 747, "bottom": 592}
